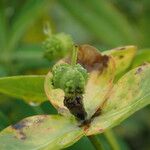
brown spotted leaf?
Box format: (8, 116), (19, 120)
(0, 115), (84, 150)
(77, 45), (116, 119)
(86, 63), (150, 135)
(83, 56), (115, 119)
(103, 45), (137, 76)
(77, 44), (105, 72)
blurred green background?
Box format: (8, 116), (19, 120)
(0, 0), (150, 149)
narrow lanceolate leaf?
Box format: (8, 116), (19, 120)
(8, 0), (49, 52)
(87, 64), (150, 135)
(0, 75), (47, 103)
(103, 45), (137, 76)
(59, 0), (126, 46)
(0, 4), (7, 49)
(0, 115), (84, 150)
(84, 0), (136, 43)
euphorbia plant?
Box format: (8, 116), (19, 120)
(0, 33), (150, 150)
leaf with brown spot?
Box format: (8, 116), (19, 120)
(103, 45), (137, 76)
(76, 45), (116, 119)
(86, 64), (150, 135)
(0, 115), (84, 150)
(83, 55), (115, 119)
(77, 44), (104, 72)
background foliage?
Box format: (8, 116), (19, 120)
(0, 0), (150, 149)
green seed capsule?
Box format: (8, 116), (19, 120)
(52, 64), (88, 96)
(52, 63), (88, 121)
(43, 33), (73, 61)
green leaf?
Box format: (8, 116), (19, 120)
(59, 0), (127, 46)
(0, 75), (47, 103)
(66, 137), (95, 150)
(87, 64), (150, 135)
(103, 45), (137, 76)
(7, 0), (49, 52)
(0, 115), (83, 150)
(82, 0), (136, 43)
(0, 46), (43, 63)
(0, 111), (9, 130)
(131, 48), (150, 68)
(0, 2), (7, 50)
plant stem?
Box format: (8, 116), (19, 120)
(88, 135), (105, 150)
(71, 46), (78, 66)
(104, 129), (120, 150)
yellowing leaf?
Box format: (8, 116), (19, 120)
(0, 115), (84, 150)
(103, 45), (137, 76)
(77, 45), (115, 119)
(87, 64), (150, 135)
(44, 71), (71, 117)
(84, 59), (115, 119)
